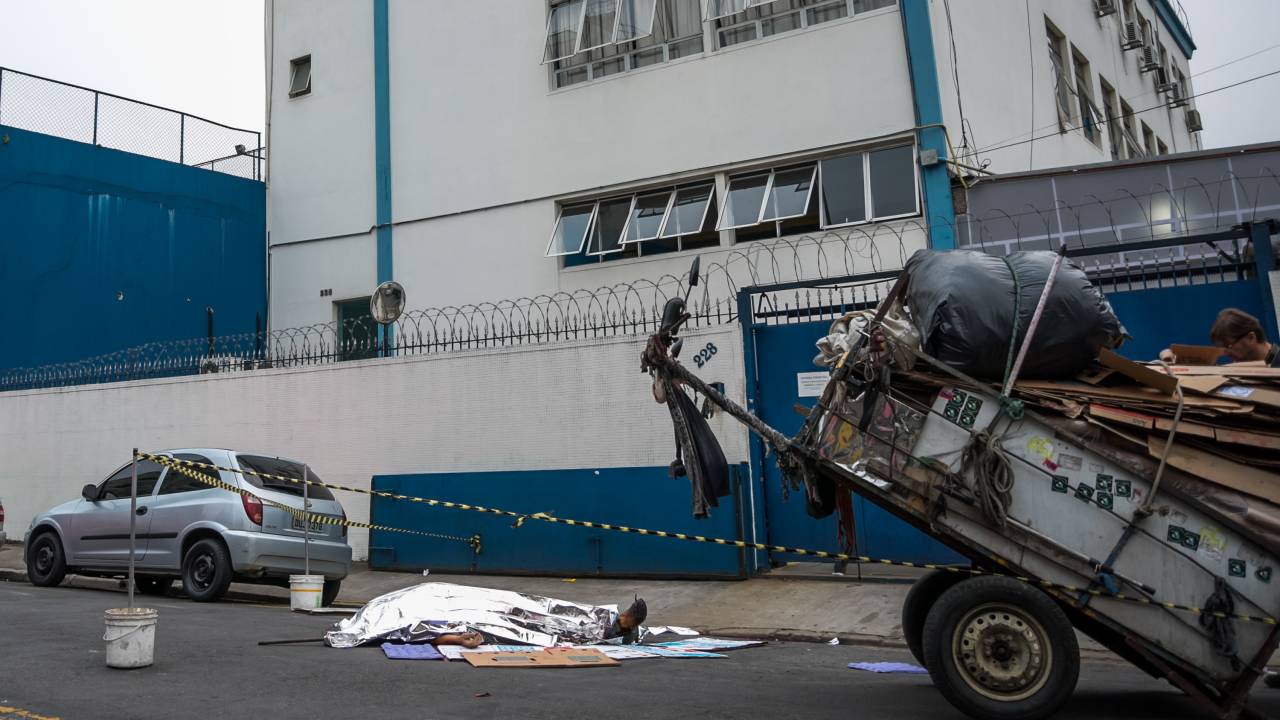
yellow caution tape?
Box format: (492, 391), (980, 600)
(138, 452), (1276, 626)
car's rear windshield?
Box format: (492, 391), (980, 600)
(236, 455), (335, 501)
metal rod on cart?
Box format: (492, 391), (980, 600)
(1001, 247), (1068, 397)
(128, 449), (137, 610)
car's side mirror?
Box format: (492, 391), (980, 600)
(81, 484), (98, 502)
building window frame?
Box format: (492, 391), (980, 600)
(712, 0), (897, 52)
(552, 139), (920, 268)
(1070, 46), (1102, 147)
(1045, 19), (1073, 130)
(549, 0), (703, 89)
(288, 55), (312, 98)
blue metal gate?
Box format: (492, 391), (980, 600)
(1067, 222), (1278, 359)
(739, 272), (965, 567)
(735, 221), (1278, 570)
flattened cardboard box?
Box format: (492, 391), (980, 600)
(464, 649), (619, 668)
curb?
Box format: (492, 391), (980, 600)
(0, 569), (913, 649)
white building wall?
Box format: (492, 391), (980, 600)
(935, 0), (1198, 174)
(264, 0), (1202, 330)
(0, 327), (747, 561)
(388, 3), (914, 219)
(266, 0), (376, 247)
(267, 0), (920, 327)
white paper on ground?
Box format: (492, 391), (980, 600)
(628, 646), (725, 658)
(438, 644), (542, 659)
(571, 645), (662, 660)
(655, 638), (765, 651)
(647, 625), (699, 636)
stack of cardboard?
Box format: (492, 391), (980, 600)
(1006, 348), (1280, 509)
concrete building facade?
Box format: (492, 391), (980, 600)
(264, 0), (1200, 331)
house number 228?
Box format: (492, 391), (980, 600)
(693, 342), (718, 368)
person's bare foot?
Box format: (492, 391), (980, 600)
(433, 632), (483, 648)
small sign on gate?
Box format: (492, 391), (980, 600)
(797, 372), (830, 398)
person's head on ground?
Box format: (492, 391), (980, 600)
(1210, 308), (1272, 362)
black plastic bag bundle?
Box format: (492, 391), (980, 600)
(904, 249), (1126, 380)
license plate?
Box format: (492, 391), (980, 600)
(291, 516), (326, 534)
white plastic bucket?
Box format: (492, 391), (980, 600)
(104, 607), (158, 669)
(289, 574), (325, 611)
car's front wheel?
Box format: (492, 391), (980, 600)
(182, 538), (232, 602)
(26, 532), (68, 587)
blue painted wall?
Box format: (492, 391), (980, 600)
(370, 466), (749, 578)
(0, 126), (266, 370)
(1107, 280), (1268, 361)
(748, 320), (965, 565)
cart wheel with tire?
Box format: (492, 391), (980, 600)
(921, 575), (1080, 720)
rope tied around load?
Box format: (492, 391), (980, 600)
(961, 429), (1016, 528)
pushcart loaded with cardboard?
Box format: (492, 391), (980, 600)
(643, 251), (1280, 720)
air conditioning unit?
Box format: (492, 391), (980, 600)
(1094, 0), (1118, 17)
(1140, 46), (1159, 71)
(1166, 84), (1189, 108)
(1121, 21), (1143, 50)
(1154, 67), (1174, 92)
(1185, 109), (1203, 133)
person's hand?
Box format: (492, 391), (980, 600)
(1158, 348), (1176, 363)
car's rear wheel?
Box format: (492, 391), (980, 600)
(182, 538), (232, 602)
(136, 576), (173, 596)
(322, 579), (341, 607)
(27, 532), (67, 587)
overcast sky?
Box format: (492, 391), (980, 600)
(0, 0), (1275, 150)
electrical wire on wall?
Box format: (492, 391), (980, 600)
(941, 0), (971, 164)
(1024, 0), (1035, 171)
(976, 67), (1280, 158)
(973, 34), (1280, 166)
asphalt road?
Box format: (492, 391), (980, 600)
(1, 582), (1277, 720)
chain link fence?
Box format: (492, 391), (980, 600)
(0, 66), (262, 180)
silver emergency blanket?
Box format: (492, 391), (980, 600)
(324, 582), (624, 649)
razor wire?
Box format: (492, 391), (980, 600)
(136, 451), (1280, 627)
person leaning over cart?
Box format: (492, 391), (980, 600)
(1160, 308), (1280, 367)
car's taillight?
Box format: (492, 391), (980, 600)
(241, 493), (263, 526)
(0, 502), (5, 525)
(340, 508), (347, 539)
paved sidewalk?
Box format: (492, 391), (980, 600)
(0, 542), (917, 645)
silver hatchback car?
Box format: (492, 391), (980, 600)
(24, 449), (352, 604)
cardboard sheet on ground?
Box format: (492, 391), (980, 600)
(464, 649), (618, 668)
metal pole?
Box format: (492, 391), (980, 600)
(92, 92), (99, 145)
(179, 113), (185, 164)
(128, 449), (138, 610)
(303, 464), (310, 576)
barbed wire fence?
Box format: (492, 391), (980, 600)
(1, 163), (1277, 392)
(0, 66), (262, 180)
